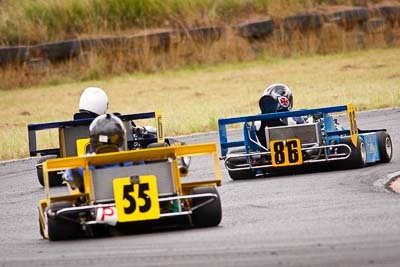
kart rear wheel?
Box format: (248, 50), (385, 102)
(338, 136), (367, 169)
(377, 131), (392, 163)
(191, 186), (222, 228)
(226, 148), (256, 180)
(47, 201), (81, 241)
(36, 155), (63, 187)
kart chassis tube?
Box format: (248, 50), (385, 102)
(219, 105), (349, 156)
(49, 192), (218, 225)
(28, 112), (158, 156)
(42, 143), (222, 201)
(224, 143), (351, 171)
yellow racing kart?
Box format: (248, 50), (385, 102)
(38, 142), (222, 241)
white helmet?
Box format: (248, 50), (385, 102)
(79, 87), (109, 116)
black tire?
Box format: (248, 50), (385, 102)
(377, 131), (392, 163)
(328, 7), (369, 30)
(0, 46), (30, 65)
(191, 186), (222, 228)
(129, 31), (173, 51)
(233, 19), (274, 39)
(283, 13), (323, 32)
(80, 36), (128, 50)
(36, 155), (64, 187)
(226, 148), (257, 180)
(88, 224), (111, 238)
(228, 168), (257, 180)
(378, 6), (400, 25)
(364, 18), (385, 33)
(337, 136), (367, 169)
(31, 39), (80, 61)
(182, 26), (224, 43)
(47, 201), (81, 241)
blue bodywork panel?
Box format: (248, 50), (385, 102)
(360, 132), (380, 163)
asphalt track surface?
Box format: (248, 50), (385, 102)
(0, 108), (399, 267)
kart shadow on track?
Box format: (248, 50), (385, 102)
(228, 161), (359, 182)
(62, 215), (199, 241)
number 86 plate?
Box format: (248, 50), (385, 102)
(270, 138), (303, 167)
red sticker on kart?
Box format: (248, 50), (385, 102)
(96, 207), (118, 226)
(270, 139), (303, 167)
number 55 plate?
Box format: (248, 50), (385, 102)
(113, 175), (160, 222)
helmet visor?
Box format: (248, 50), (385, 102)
(259, 95), (278, 114)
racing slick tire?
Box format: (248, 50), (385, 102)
(338, 136), (367, 169)
(47, 201), (81, 241)
(191, 186), (222, 228)
(377, 131), (392, 163)
(228, 168), (257, 180)
(226, 148), (257, 180)
(36, 155), (64, 187)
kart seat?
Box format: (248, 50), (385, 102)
(257, 95), (288, 146)
(73, 111), (95, 120)
(74, 111), (122, 120)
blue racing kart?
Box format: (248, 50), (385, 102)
(218, 104), (392, 180)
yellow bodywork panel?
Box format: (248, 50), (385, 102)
(347, 103), (358, 147)
(76, 138), (90, 156)
(155, 111), (165, 144)
(42, 143), (222, 202)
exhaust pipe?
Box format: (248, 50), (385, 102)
(179, 166), (189, 177)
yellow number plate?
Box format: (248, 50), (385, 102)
(270, 138), (303, 167)
(113, 175), (160, 222)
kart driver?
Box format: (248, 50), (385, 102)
(65, 113), (132, 191)
(255, 83), (305, 146)
(73, 87), (109, 120)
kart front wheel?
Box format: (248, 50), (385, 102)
(191, 186), (222, 228)
(228, 168), (256, 180)
(377, 131), (392, 163)
(226, 148), (257, 180)
(47, 201), (81, 241)
(36, 155), (63, 187)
